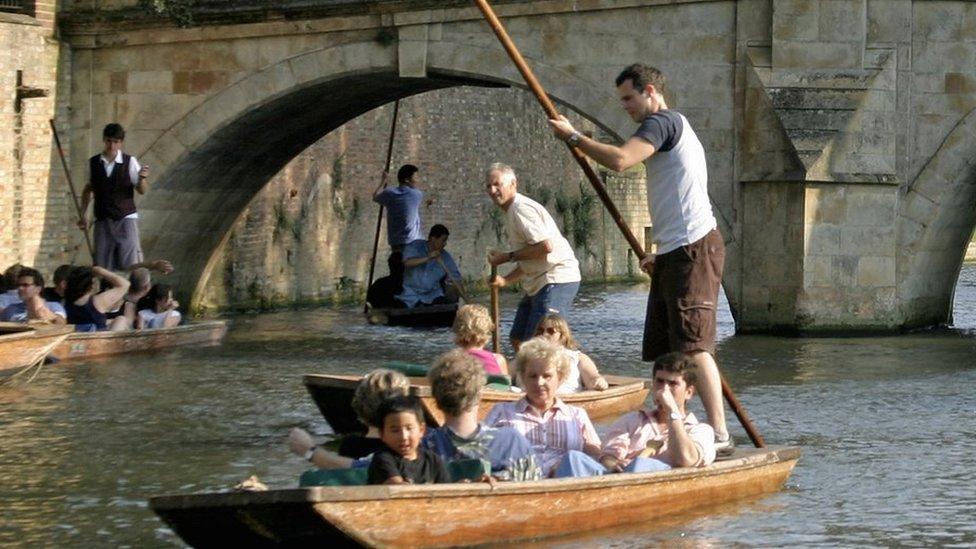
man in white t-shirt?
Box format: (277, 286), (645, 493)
(548, 64), (732, 456)
(485, 163), (581, 350)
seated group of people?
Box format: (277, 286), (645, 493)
(289, 306), (715, 485)
(0, 261), (182, 332)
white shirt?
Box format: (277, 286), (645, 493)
(505, 193), (581, 296)
(97, 150), (142, 220)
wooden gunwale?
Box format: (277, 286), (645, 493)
(48, 320), (228, 361)
(366, 303), (458, 327)
(150, 446), (800, 547)
(0, 323), (74, 375)
(303, 373), (651, 433)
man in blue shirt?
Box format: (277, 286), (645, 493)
(0, 266), (66, 324)
(396, 224), (462, 308)
(373, 164), (425, 253)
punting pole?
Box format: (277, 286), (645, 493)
(490, 265), (501, 354)
(364, 100), (401, 314)
(472, 0), (765, 448)
(49, 119), (95, 263)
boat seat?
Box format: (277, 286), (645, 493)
(386, 361), (429, 377)
(447, 458), (492, 482)
(299, 467), (368, 487)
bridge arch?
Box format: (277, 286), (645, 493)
(136, 39), (630, 309)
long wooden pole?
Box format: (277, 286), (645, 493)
(364, 100), (401, 313)
(490, 265), (501, 354)
(434, 256), (471, 303)
(49, 119), (95, 262)
(472, 0), (765, 448)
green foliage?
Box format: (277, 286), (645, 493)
(569, 184), (597, 250)
(139, 0), (194, 27)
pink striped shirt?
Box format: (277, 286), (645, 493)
(600, 407), (716, 467)
(485, 398), (600, 475)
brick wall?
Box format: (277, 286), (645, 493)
(197, 86), (650, 311)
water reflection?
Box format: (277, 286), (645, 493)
(0, 266), (975, 546)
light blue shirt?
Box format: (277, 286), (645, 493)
(0, 300), (67, 322)
(374, 185), (424, 248)
(396, 239), (461, 308)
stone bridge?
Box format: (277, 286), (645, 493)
(56, 0), (976, 333)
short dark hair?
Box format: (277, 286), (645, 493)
(397, 164), (419, 185)
(376, 395), (426, 429)
(103, 123), (125, 140)
(65, 266), (94, 303)
(652, 352), (698, 385)
(615, 64), (666, 96)
(149, 283), (173, 302)
(53, 264), (73, 285)
(17, 267), (43, 288)
(429, 224), (449, 238)
(2, 263), (24, 291)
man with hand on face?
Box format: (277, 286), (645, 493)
(0, 267), (67, 324)
(395, 224), (462, 309)
(548, 63), (732, 456)
(485, 163), (581, 351)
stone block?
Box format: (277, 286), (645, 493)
(803, 254), (833, 287)
(772, 0), (819, 42)
(126, 70), (173, 94)
(840, 225), (895, 255)
(804, 185), (847, 223)
(856, 256), (896, 287)
(773, 41), (863, 70)
(867, 0), (911, 44)
(913, 3), (967, 41)
(806, 223), (842, 254)
(818, 0), (867, 43)
(398, 24), (429, 78)
(912, 41), (976, 73)
(173, 71), (230, 95)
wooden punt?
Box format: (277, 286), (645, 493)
(150, 446), (801, 547)
(0, 323), (74, 377)
(48, 320), (228, 362)
(366, 303), (458, 328)
(304, 373), (651, 434)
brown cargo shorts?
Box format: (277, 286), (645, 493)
(642, 228), (725, 361)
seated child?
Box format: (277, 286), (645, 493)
(368, 395), (451, 485)
(533, 314), (608, 394)
(452, 304), (508, 376)
(137, 283), (181, 329)
(290, 368), (409, 468)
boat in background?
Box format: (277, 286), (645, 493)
(49, 320), (228, 362)
(150, 446), (800, 547)
(366, 303), (458, 328)
(303, 373), (651, 434)
(0, 323), (73, 378)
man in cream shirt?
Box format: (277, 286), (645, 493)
(486, 163), (581, 350)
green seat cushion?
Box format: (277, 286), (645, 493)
(447, 458), (492, 482)
(299, 467), (368, 487)
(485, 374), (512, 387)
(385, 361), (429, 377)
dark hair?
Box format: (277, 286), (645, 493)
(429, 224), (449, 238)
(652, 352), (698, 385)
(53, 264), (73, 285)
(397, 164), (419, 185)
(615, 64), (666, 96)
(102, 123), (125, 140)
(376, 395), (426, 429)
(149, 283), (173, 303)
(64, 266), (95, 303)
(2, 263), (24, 291)
(17, 267), (44, 288)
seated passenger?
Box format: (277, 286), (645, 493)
(452, 304), (509, 376)
(485, 338), (601, 477)
(395, 224), (461, 309)
(105, 260), (175, 329)
(367, 395), (451, 485)
(0, 263), (24, 313)
(533, 314), (607, 393)
(423, 349), (540, 481)
(0, 267), (66, 324)
(289, 369), (409, 469)
(64, 266), (130, 331)
(137, 283), (181, 329)
(366, 253), (406, 309)
(557, 352), (716, 478)
(40, 264), (73, 303)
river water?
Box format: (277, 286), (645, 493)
(2, 267), (975, 547)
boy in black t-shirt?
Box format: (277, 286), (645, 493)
(368, 395), (451, 485)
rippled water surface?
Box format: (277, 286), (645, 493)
(2, 266), (976, 547)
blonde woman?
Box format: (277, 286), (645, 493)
(533, 314), (608, 393)
(452, 304), (509, 376)
(289, 368), (409, 469)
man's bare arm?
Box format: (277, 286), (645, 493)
(549, 116), (656, 172)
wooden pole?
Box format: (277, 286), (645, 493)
(364, 100), (401, 313)
(434, 256), (471, 304)
(472, 0), (765, 448)
(49, 119), (95, 263)
(490, 265), (501, 354)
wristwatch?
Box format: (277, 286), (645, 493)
(668, 411), (684, 422)
(304, 445), (317, 462)
(507, 251), (515, 262)
(566, 130), (583, 147)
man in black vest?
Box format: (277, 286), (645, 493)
(79, 123), (150, 271)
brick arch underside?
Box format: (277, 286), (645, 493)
(898, 107), (976, 327)
(137, 40), (626, 309)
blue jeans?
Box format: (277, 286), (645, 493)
(509, 281), (580, 343)
(554, 450), (671, 478)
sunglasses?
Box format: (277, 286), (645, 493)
(540, 327), (560, 335)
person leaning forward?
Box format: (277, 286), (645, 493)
(485, 163), (581, 351)
(79, 123), (150, 272)
(548, 64), (732, 456)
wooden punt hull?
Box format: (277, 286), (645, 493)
(0, 323), (74, 376)
(150, 446), (801, 547)
(303, 373), (651, 435)
(366, 303), (458, 327)
(48, 320), (228, 362)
